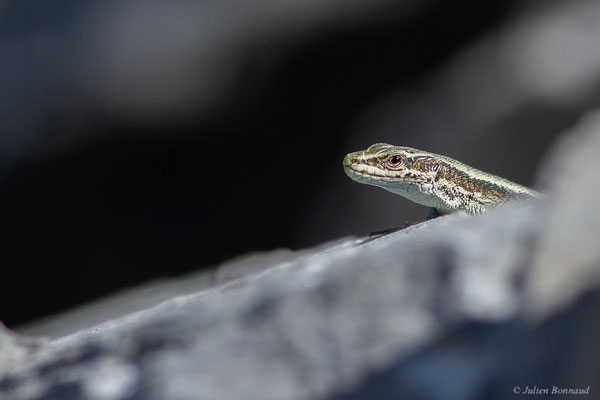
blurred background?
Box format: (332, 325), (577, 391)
(2, 0), (600, 328)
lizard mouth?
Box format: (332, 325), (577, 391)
(344, 166), (383, 181)
(343, 164), (401, 185)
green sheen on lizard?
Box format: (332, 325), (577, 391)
(343, 143), (540, 214)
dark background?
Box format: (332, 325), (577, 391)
(1, 0), (597, 327)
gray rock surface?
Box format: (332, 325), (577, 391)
(2, 110), (600, 399)
(527, 112), (600, 319)
(0, 324), (47, 377)
(16, 248), (322, 339)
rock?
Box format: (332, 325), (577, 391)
(3, 110), (600, 398)
(0, 324), (48, 377)
(526, 111), (600, 319)
(0, 203), (537, 400)
(17, 247), (323, 339)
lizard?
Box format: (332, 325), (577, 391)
(343, 143), (540, 216)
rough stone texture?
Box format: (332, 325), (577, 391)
(2, 110), (600, 398)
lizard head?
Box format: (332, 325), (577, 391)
(343, 143), (438, 191)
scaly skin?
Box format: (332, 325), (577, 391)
(343, 143), (540, 214)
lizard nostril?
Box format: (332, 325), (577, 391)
(343, 154), (353, 167)
(343, 153), (361, 167)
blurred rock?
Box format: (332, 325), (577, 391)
(0, 203), (533, 400)
(0, 324), (47, 376)
(17, 246), (346, 339)
(3, 109), (600, 399)
(526, 111), (600, 319)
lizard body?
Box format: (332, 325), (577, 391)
(343, 143), (540, 214)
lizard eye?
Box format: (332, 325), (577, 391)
(389, 155), (403, 166)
